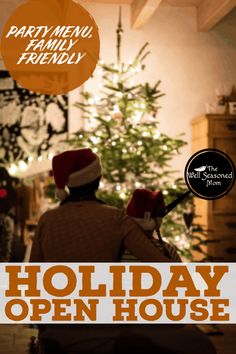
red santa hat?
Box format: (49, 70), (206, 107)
(126, 189), (165, 230)
(52, 148), (102, 200)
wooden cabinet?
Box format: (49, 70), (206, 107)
(192, 114), (236, 261)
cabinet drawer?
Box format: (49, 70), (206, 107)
(212, 189), (236, 215)
(207, 239), (236, 261)
(208, 215), (236, 239)
(213, 119), (236, 136)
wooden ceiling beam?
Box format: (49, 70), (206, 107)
(197, 0), (236, 31)
(131, 0), (163, 29)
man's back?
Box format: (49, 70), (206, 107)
(30, 200), (167, 262)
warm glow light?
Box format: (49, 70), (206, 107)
(19, 160), (28, 171)
(154, 130), (160, 139)
(94, 95), (101, 103)
(133, 110), (143, 124)
(89, 118), (97, 128)
(113, 74), (119, 83)
(120, 192), (126, 199)
(48, 152), (54, 160)
(90, 136), (100, 145)
(9, 164), (18, 175)
(113, 105), (120, 114)
(142, 131), (149, 137)
(88, 98), (95, 105)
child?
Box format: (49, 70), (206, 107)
(123, 188), (181, 262)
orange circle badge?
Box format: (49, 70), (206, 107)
(0, 0), (100, 95)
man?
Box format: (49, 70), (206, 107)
(30, 148), (168, 263)
(30, 148), (169, 354)
(30, 148), (215, 354)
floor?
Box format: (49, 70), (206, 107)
(0, 324), (235, 354)
(210, 325), (236, 354)
(0, 325), (38, 354)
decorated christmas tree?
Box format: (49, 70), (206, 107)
(69, 11), (207, 260)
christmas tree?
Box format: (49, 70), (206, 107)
(69, 10), (207, 261)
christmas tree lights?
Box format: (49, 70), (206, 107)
(69, 9), (208, 261)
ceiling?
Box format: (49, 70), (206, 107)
(1, 0), (235, 31)
(82, 0), (203, 5)
(81, 0), (235, 30)
(164, 0), (202, 6)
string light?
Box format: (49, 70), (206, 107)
(113, 105), (120, 114)
(90, 107), (97, 116)
(19, 160), (28, 171)
(90, 136), (100, 145)
(38, 156), (43, 162)
(113, 74), (119, 83)
(94, 95), (101, 103)
(142, 131), (149, 137)
(153, 130), (160, 139)
(137, 141), (142, 146)
(163, 145), (168, 151)
(88, 98), (94, 105)
(48, 152), (54, 160)
(120, 192), (126, 199)
(129, 146), (136, 153)
(89, 118), (97, 128)
(133, 110), (143, 123)
(9, 164), (17, 175)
